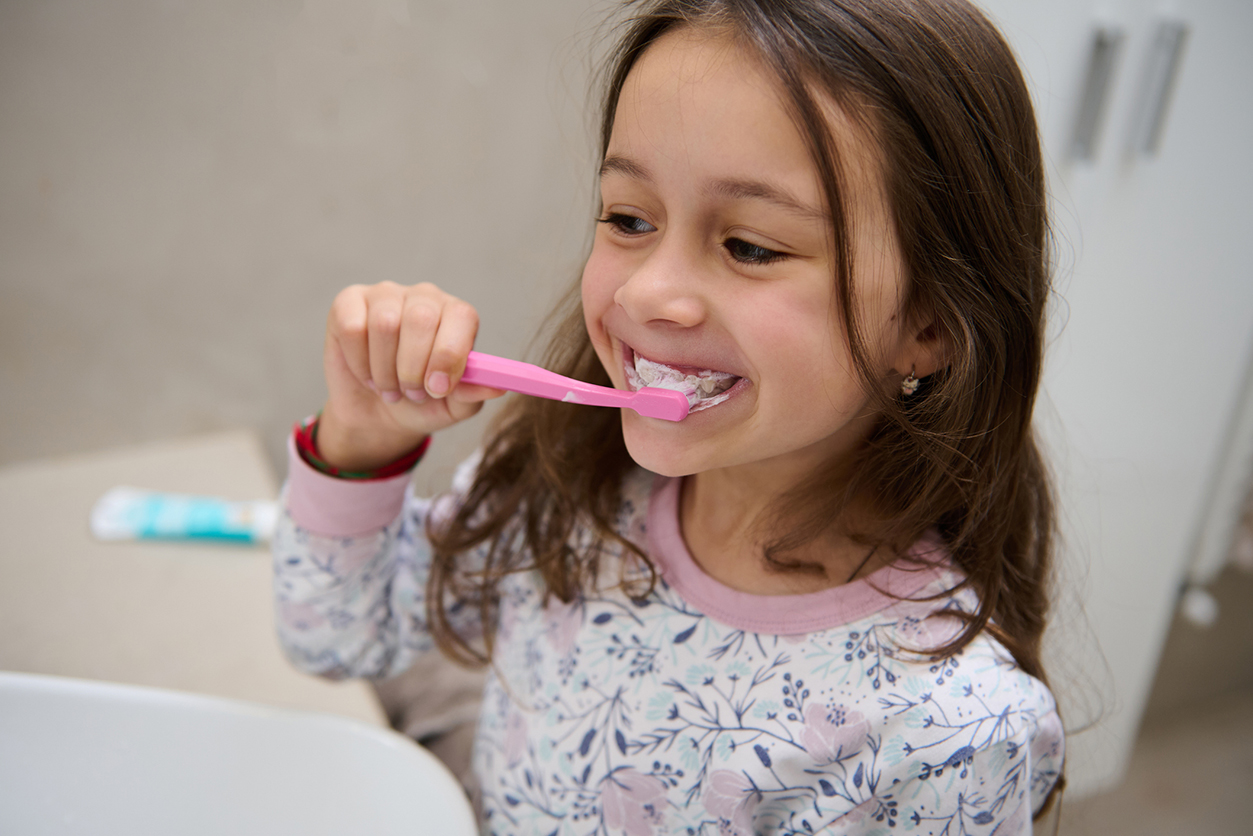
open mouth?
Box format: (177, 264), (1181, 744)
(624, 350), (741, 413)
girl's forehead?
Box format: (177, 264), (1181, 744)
(610, 27), (891, 226)
(633, 27), (771, 92)
(618, 28), (783, 134)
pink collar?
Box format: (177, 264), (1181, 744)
(645, 475), (951, 634)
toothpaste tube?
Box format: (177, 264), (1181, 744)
(90, 487), (278, 544)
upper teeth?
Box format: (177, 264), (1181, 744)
(629, 354), (738, 408)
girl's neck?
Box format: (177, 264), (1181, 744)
(678, 467), (887, 595)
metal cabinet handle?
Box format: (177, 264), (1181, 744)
(1133, 19), (1190, 156)
(1071, 26), (1125, 161)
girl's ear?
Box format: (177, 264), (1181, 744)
(892, 316), (949, 380)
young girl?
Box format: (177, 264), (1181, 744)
(274, 0), (1064, 833)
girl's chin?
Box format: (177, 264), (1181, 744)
(617, 379), (751, 475)
(623, 441), (694, 478)
(620, 414), (709, 478)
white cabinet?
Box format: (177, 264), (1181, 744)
(980, 0), (1253, 796)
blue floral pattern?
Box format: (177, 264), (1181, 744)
(274, 468), (1063, 835)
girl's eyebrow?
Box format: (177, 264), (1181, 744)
(600, 154), (651, 182)
(705, 178), (828, 221)
(600, 153), (826, 221)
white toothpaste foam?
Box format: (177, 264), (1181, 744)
(626, 355), (738, 412)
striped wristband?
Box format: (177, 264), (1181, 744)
(292, 415), (430, 480)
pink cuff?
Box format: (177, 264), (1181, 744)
(285, 434), (412, 537)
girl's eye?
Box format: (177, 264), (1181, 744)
(725, 237), (787, 265)
(597, 212), (656, 236)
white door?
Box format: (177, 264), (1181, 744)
(980, 0), (1253, 796)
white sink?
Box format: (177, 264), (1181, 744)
(0, 671), (477, 835)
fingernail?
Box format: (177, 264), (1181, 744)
(402, 388), (427, 403)
(381, 389), (403, 403)
(427, 371), (449, 397)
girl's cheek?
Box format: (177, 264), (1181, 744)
(582, 252), (625, 321)
(580, 260), (617, 354)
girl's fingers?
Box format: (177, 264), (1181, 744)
(395, 292), (441, 402)
(330, 281), (492, 414)
(449, 381), (506, 405)
(424, 298), (480, 398)
(443, 381), (508, 423)
(321, 281), (498, 462)
(443, 396), (487, 425)
(365, 284), (405, 400)
(327, 286), (373, 388)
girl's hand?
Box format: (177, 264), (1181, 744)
(316, 282), (503, 471)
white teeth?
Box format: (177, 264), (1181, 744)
(627, 354), (738, 410)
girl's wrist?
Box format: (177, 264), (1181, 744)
(305, 408), (429, 477)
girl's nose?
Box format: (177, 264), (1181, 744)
(613, 240), (706, 328)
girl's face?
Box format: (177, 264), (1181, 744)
(583, 28), (922, 486)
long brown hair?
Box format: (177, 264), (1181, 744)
(429, 0), (1055, 712)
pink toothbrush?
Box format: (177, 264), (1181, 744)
(460, 351), (690, 422)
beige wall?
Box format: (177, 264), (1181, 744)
(0, 0), (606, 493)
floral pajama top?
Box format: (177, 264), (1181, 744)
(274, 441), (1063, 835)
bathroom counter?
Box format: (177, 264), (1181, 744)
(0, 430), (385, 725)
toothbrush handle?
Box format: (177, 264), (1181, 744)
(462, 351), (689, 421)
(461, 351), (635, 408)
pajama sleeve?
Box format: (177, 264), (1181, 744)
(818, 699), (1064, 835)
(860, 708), (1062, 834)
(271, 435), (483, 680)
